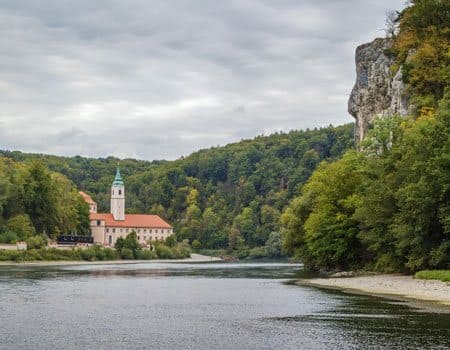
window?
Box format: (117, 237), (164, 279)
(106, 229), (109, 233)
(97, 220), (101, 226)
(149, 237), (152, 240)
(138, 229), (140, 233)
(119, 189), (122, 195)
(144, 229), (146, 233)
(108, 236), (112, 245)
(120, 228), (123, 233)
(155, 229), (158, 233)
(112, 228), (115, 233)
(150, 229), (152, 233)
(126, 228), (129, 233)
(138, 236), (140, 241)
(144, 236), (146, 241)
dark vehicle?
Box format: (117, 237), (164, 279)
(57, 236), (94, 245)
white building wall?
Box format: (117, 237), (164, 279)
(91, 220), (106, 244)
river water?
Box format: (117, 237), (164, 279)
(0, 262), (448, 349)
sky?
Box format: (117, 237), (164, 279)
(0, 0), (405, 160)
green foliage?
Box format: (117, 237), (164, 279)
(154, 244), (173, 259)
(283, 89), (450, 272)
(137, 249), (157, 260)
(0, 245), (119, 262)
(415, 270), (450, 282)
(265, 231), (284, 258)
(0, 124), (354, 252)
(115, 231), (141, 259)
(165, 234), (177, 247)
(0, 158), (90, 242)
(5, 214), (35, 241)
(26, 235), (47, 250)
(248, 246), (268, 259)
(391, 0), (450, 111)
(0, 231), (19, 244)
(119, 248), (134, 260)
(191, 239), (201, 251)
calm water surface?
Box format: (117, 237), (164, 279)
(0, 262), (449, 349)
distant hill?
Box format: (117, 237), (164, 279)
(1, 123), (354, 251)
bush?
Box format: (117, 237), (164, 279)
(80, 247), (96, 261)
(248, 246), (268, 259)
(265, 232), (284, 258)
(171, 241), (192, 259)
(26, 235), (47, 250)
(115, 232), (141, 258)
(191, 239), (201, 252)
(120, 247), (134, 260)
(0, 250), (25, 261)
(103, 247), (118, 260)
(155, 244), (173, 259)
(138, 249), (157, 260)
(165, 235), (177, 247)
(0, 230), (19, 244)
(5, 214), (35, 240)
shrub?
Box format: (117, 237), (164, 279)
(248, 246), (268, 259)
(26, 235), (48, 250)
(138, 249), (157, 260)
(191, 239), (201, 252)
(165, 235), (177, 247)
(120, 247), (134, 260)
(0, 230), (19, 244)
(265, 232), (284, 258)
(103, 247), (118, 260)
(155, 244), (173, 259)
(5, 214), (35, 240)
(115, 232), (141, 258)
(0, 250), (25, 261)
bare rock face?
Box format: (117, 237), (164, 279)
(348, 38), (409, 143)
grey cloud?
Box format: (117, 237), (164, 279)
(0, 0), (405, 160)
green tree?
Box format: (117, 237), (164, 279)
(5, 214), (35, 241)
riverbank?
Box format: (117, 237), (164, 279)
(0, 253), (222, 267)
(298, 274), (450, 307)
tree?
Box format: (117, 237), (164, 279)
(5, 214), (35, 241)
(115, 231), (141, 259)
(265, 231), (283, 258)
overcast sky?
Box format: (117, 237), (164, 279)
(0, 0), (405, 160)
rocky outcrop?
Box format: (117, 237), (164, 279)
(348, 38), (410, 143)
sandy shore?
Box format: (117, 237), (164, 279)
(0, 253), (222, 267)
(299, 274), (450, 307)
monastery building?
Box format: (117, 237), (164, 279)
(81, 168), (173, 246)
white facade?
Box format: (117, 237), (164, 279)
(87, 167), (173, 246)
(110, 168), (125, 221)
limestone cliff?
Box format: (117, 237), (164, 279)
(348, 38), (409, 143)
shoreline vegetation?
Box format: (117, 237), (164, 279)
(0, 253), (222, 266)
(298, 274), (450, 308)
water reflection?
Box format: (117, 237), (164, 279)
(0, 262), (448, 350)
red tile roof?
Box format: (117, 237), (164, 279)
(79, 191), (97, 205)
(90, 213), (172, 229)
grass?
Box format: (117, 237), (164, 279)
(414, 270), (450, 282)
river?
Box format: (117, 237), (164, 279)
(0, 262), (448, 349)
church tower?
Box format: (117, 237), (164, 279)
(110, 168), (125, 221)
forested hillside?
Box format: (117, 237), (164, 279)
(1, 124), (354, 254)
(283, 0), (450, 272)
(0, 159), (90, 242)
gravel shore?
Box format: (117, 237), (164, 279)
(299, 274), (450, 306)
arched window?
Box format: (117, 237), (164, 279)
(119, 189), (122, 195)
